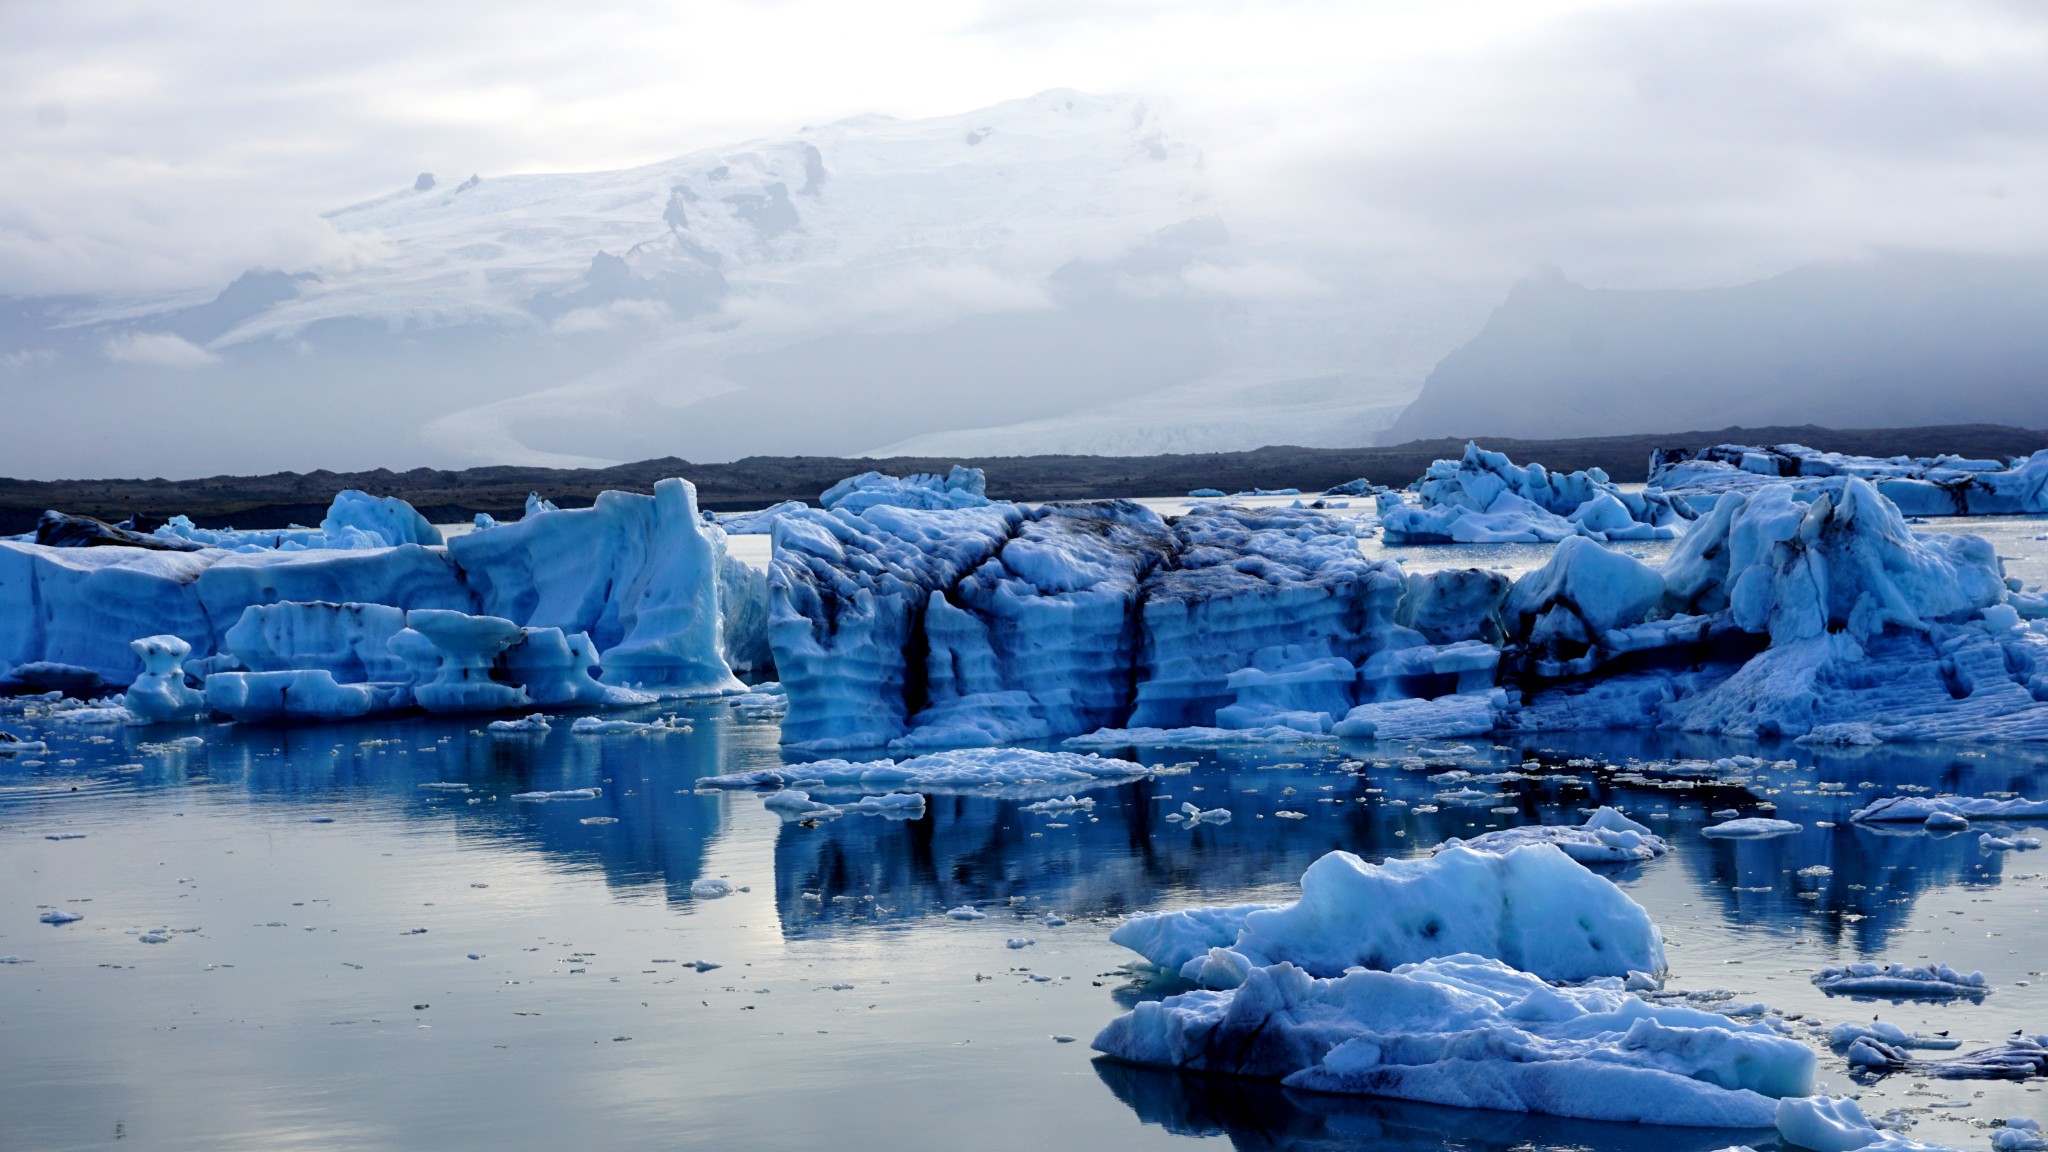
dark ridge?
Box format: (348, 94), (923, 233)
(3, 423), (2042, 535)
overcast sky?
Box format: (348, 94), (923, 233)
(6, 0), (2046, 300)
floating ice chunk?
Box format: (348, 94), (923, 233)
(839, 792), (925, 818)
(486, 714), (551, 734)
(0, 733), (49, 756)
(1776, 1096), (1889, 1152)
(1994, 1120), (2045, 1152)
(122, 635), (206, 723)
(0, 955), (29, 963)
(761, 790), (840, 820)
(730, 683), (789, 720)
(570, 715), (687, 735)
(1826, 1020), (1961, 1051)
(1441, 807), (1669, 865)
(688, 960), (721, 972)
(44, 833), (86, 841)
(1980, 832), (2041, 851)
(1021, 796), (1095, 814)
(1795, 722), (1883, 746)
(402, 610), (531, 714)
(206, 670), (408, 722)
(1702, 818), (1802, 839)
(1652, 443), (2048, 518)
(701, 748), (1149, 793)
(1852, 795), (2048, 822)
(1112, 845), (1663, 983)
(1178, 802), (1231, 826)
(1065, 725), (1328, 748)
(39, 909), (84, 924)
(138, 932), (169, 944)
(1333, 691), (1506, 740)
(1188, 488), (1226, 498)
(1921, 810), (1969, 831)
(819, 466), (990, 513)
(509, 788), (601, 802)
(418, 782), (472, 792)
(689, 878), (735, 899)
(1005, 937), (1035, 949)
(946, 906), (988, 921)
(1811, 962), (1987, 1001)
(1094, 954), (1811, 1127)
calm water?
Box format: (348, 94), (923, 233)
(5, 706), (2046, 1151)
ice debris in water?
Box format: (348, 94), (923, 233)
(1111, 844), (1665, 985)
(1437, 806), (1668, 865)
(1852, 795), (2048, 823)
(1701, 817), (1802, 839)
(1005, 938), (1035, 949)
(761, 790), (842, 820)
(1021, 795), (1095, 814)
(1094, 953), (1812, 1127)
(39, 909), (84, 925)
(486, 713), (551, 733)
(1827, 1019), (1961, 1051)
(1993, 1119), (2045, 1152)
(418, 782), (472, 792)
(700, 748), (1150, 793)
(689, 878), (734, 899)
(510, 788), (601, 802)
(44, 832), (87, 841)
(946, 906), (988, 921)
(1980, 831), (2042, 851)
(570, 715), (687, 735)
(1811, 962), (1988, 1001)
(1169, 802), (1231, 826)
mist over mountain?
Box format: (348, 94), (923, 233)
(1387, 253), (2048, 443)
(0, 91), (1478, 480)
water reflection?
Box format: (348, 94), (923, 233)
(1094, 1060), (1775, 1152)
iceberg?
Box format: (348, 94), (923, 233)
(1440, 807), (1669, 865)
(1810, 962), (1987, 1002)
(1701, 818), (1802, 839)
(700, 747), (1152, 794)
(1381, 444), (1684, 545)
(817, 466), (991, 513)
(1109, 845), (1664, 985)
(1093, 954), (1811, 1127)
(1650, 443), (2048, 517)
(122, 635), (206, 723)
(1851, 795), (2048, 822)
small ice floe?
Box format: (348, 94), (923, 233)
(947, 906), (988, 921)
(1169, 802), (1231, 827)
(839, 792), (925, 818)
(1021, 796), (1095, 814)
(1922, 811), (1969, 832)
(1710, 809), (1740, 819)
(1041, 914), (1067, 927)
(137, 932), (169, 944)
(730, 684), (789, 721)
(578, 816), (617, 825)
(688, 960), (721, 972)
(1841, 1028), (2047, 1080)
(1701, 817), (1802, 839)
(1852, 795), (2048, 823)
(418, 782), (472, 792)
(1775, 1096), (1943, 1152)
(1980, 831), (2042, 852)
(39, 909), (84, 925)
(1005, 937), (1035, 949)
(467, 953), (483, 960)
(1051, 1034), (1077, 1043)
(1812, 962), (1988, 1002)
(43, 833), (86, 841)
(570, 715), (688, 736)
(689, 878), (734, 899)
(0, 955), (29, 963)
(761, 790), (841, 820)
(486, 714), (552, 734)
(1993, 1119), (2045, 1152)
(305, 816), (335, 823)
(0, 732), (49, 757)
(1439, 806), (1668, 865)
(510, 788), (601, 802)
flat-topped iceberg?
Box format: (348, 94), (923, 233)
(697, 747), (1153, 794)
(1093, 953), (1812, 1127)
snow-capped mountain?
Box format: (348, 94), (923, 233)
(0, 90), (1461, 480)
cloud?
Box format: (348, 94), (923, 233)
(2, 0), (2044, 299)
(102, 332), (219, 367)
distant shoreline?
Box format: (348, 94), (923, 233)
(5, 422), (2042, 535)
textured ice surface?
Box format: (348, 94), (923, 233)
(700, 747), (1150, 794)
(1109, 845), (1664, 984)
(1382, 444), (1683, 545)
(818, 466), (991, 513)
(1652, 443), (2048, 518)
(1852, 795), (2048, 822)
(1811, 962), (1988, 1001)
(1701, 818), (1803, 839)
(122, 635), (205, 723)
(1093, 954), (1810, 1127)
(1440, 806), (1669, 865)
